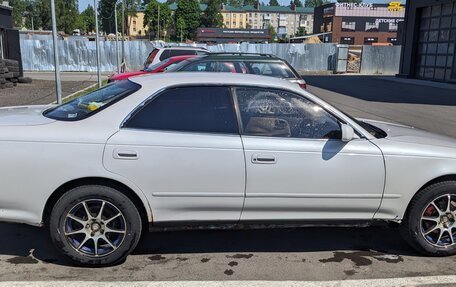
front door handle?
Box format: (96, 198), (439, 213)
(252, 154), (276, 164)
(113, 149), (139, 160)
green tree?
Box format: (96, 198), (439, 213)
(202, 0), (223, 28)
(98, 0), (117, 34)
(175, 0), (201, 40)
(144, 0), (172, 39)
(56, 0), (78, 34)
(227, 0), (242, 7)
(295, 26), (306, 36)
(269, 0), (279, 6)
(267, 24), (276, 41)
(292, 0), (303, 7)
(243, 0), (256, 5)
(305, 0), (329, 7)
(9, 0), (27, 28)
(75, 5), (96, 33)
(175, 16), (186, 42)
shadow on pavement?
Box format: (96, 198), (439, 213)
(304, 75), (456, 106)
(0, 222), (420, 267)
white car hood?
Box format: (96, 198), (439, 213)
(364, 119), (456, 149)
(0, 105), (56, 126)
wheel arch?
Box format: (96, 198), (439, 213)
(404, 174), (456, 217)
(42, 177), (152, 229)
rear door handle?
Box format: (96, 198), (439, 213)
(252, 154), (276, 164)
(113, 149), (139, 160)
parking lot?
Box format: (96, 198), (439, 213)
(0, 74), (455, 283)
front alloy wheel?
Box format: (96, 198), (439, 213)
(420, 194), (455, 247)
(401, 181), (456, 256)
(50, 185), (142, 266)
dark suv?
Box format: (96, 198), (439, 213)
(167, 53), (307, 89)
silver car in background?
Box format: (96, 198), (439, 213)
(0, 73), (455, 266)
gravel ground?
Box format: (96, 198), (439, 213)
(0, 80), (96, 107)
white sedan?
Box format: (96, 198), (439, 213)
(0, 73), (455, 266)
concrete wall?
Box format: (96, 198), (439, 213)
(360, 45), (402, 75)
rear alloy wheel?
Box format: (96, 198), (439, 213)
(49, 185), (142, 266)
(401, 181), (456, 256)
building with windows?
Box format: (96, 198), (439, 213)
(313, 2), (405, 45)
(398, 0), (456, 83)
(245, 5), (313, 37)
(130, 3), (312, 39)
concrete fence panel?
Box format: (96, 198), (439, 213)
(360, 45), (402, 75)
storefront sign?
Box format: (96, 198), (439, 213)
(375, 18), (402, 24)
(335, 3), (373, 8)
(387, 2), (404, 12)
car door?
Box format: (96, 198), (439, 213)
(234, 87), (386, 221)
(103, 86), (246, 223)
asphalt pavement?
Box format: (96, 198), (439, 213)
(0, 74), (455, 284)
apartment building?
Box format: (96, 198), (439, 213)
(222, 4), (314, 38)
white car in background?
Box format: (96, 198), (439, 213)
(143, 46), (209, 68)
(0, 73), (455, 266)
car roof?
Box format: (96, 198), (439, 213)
(197, 53), (282, 61)
(130, 72), (298, 91)
(160, 46), (208, 51)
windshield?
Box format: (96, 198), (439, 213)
(44, 80), (141, 121)
(145, 58), (171, 72)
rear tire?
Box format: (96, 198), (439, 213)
(400, 181), (456, 256)
(49, 185), (142, 266)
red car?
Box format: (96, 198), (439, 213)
(108, 55), (196, 82)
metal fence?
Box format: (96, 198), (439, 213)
(20, 38), (338, 72)
(19, 37), (401, 75)
(360, 45), (402, 75)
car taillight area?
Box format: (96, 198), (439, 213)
(297, 79), (307, 89)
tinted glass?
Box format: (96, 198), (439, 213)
(181, 61), (217, 71)
(246, 62), (296, 78)
(145, 58), (171, 71)
(235, 87), (341, 139)
(45, 80), (140, 121)
(126, 86), (238, 134)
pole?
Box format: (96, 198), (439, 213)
(50, 0), (62, 104)
(31, 16), (34, 31)
(157, 5), (160, 41)
(94, 0), (102, 88)
(121, 0), (126, 72)
(114, 2), (120, 73)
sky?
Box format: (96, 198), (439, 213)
(78, 0), (403, 13)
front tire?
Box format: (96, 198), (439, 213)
(49, 185), (142, 266)
(400, 181), (456, 256)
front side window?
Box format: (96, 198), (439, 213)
(44, 80), (140, 121)
(125, 86), (238, 134)
(235, 87), (341, 139)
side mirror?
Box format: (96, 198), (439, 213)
(341, 124), (355, 142)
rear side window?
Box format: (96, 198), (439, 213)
(44, 80), (140, 121)
(125, 86), (238, 134)
(180, 61), (217, 71)
(246, 62), (296, 78)
(160, 49), (201, 61)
